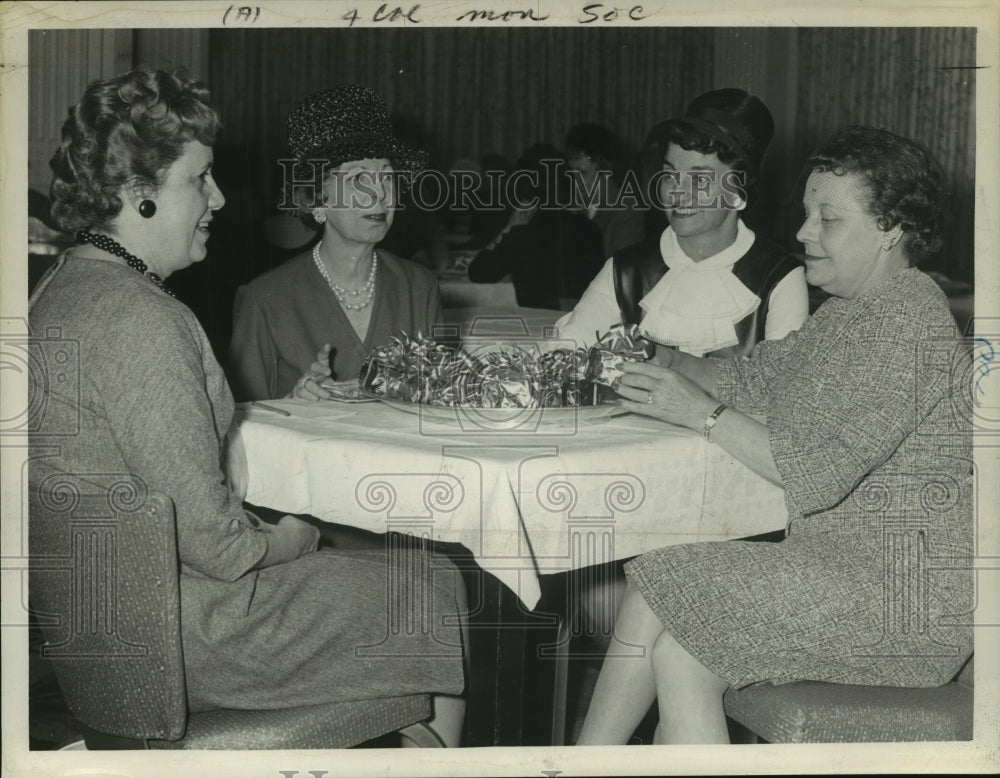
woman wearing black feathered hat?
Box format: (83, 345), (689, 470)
(228, 85), (444, 401)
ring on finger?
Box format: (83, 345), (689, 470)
(646, 390), (654, 405)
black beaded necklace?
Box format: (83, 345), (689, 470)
(76, 230), (175, 298)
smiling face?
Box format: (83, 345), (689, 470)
(320, 158), (396, 246)
(796, 169), (905, 299)
(144, 141), (225, 277)
(659, 143), (741, 258)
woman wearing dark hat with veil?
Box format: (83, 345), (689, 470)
(227, 85), (444, 401)
(554, 88), (809, 358)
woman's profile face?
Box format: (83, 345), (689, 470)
(320, 157), (396, 246)
(145, 140), (225, 277)
(659, 142), (741, 241)
(796, 169), (894, 299)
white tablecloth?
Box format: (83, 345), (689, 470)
(236, 400), (788, 609)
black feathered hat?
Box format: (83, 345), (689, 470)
(287, 85), (427, 174)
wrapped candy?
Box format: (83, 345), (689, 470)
(474, 349), (537, 408)
(360, 333), (457, 404)
(586, 323), (654, 391)
(538, 348), (594, 407)
(360, 333), (626, 409)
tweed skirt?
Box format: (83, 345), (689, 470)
(182, 546), (465, 712)
(624, 531), (972, 690)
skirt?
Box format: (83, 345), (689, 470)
(182, 545), (466, 711)
(625, 531), (972, 689)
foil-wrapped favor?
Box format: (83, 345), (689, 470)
(497, 379), (535, 408)
(473, 349), (539, 408)
(597, 323), (654, 359)
(587, 350), (626, 388)
(538, 381), (565, 408)
(359, 335), (622, 409)
(360, 333), (445, 402)
(538, 347), (586, 407)
(586, 323), (653, 388)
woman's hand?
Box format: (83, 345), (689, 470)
(508, 205), (538, 228)
(255, 515), (320, 568)
(290, 343), (333, 400)
(222, 423), (249, 501)
(619, 360), (783, 485)
(483, 207), (537, 252)
(615, 360), (718, 430)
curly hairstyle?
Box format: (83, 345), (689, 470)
(805, 126), (944, 263)
(658, 122), (743, 167)
(49, 69), (220, 232)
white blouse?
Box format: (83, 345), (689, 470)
(552, 221), (809, 356)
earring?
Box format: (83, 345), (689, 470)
(312, 210), (327, 225)
(882, 237), (896, 252)
(732, 195), (745, 211)
(138, 199), (157, 219)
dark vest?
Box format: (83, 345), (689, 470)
(613, 233), (801, 357)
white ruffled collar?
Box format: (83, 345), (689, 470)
(638, 222), (760, 355)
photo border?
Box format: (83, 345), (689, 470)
(2, 1), (998, 776)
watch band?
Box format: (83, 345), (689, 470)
(703, 403), (728, 441)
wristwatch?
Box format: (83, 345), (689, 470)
(703, 403), (728, 441)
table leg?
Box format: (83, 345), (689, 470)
(459, 561), (565, 747)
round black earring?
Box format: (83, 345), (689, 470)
(139, 199), (157, 219)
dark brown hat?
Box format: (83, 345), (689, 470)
(648, 88), (775, 171)
(287, 85), (427, 173)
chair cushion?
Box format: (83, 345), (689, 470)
(150, 695), (432, 750)
(30, 485), (188, 742)
(724, 680), (973, 743)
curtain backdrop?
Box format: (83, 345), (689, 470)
(209, 26), (713, 179)
(28, 27), (973, 355)
(28, 29), (133, 195)
(786, 27), (976, 281)
(206, 25), (974, 279)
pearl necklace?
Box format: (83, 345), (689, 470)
(312, 243), (378, 311)
(76, 230), (175, 298)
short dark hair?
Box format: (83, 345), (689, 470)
(564, 123), (626, 177)
(805, 126), (944, 263)
(49, 69), (220, 232)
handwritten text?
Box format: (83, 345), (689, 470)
(456, 8), (549, 22)
(342, 4), (422, 26)
(222, 5), (260, 25)
(578, 3), (648, 23)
